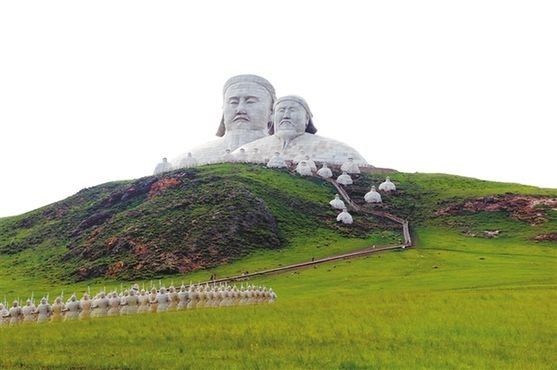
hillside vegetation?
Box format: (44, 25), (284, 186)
(0, 165), (555, 369)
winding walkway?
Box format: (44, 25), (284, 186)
(199, 177), (412, 285)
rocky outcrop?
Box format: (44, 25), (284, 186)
(533, 233), (557, 242)
(436, 195), (557, 225)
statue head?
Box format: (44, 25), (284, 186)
(217, 74), (276, 137)
(272, 95), (317, 140)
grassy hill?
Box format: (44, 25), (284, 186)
(0, 165), (555, 369)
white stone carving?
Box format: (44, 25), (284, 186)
(329, 194), (345, 210)
(233, 96), (368, 166)
(154, 157), (172, 175)
(304, 155), (317, 172)
(341, 157), (360, 174)
(364, 185), (382, 203)
(296, 160), (313, 176)
(336, 208), (353, 224)
(248, 148), (264, 164)
(178, 152), (198, 169)
(317, 163), (333, 179)
(235, 148), (248, 163)
(222, 149), (234, 163)
(336, 171), (353, 186)
(378, 176), (396, 192)
(173, 75), (276, 166)
(266, 152), (287, 169)
(293, 150), (307, 165)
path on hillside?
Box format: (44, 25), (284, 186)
(199, 176), (412, 285)
(327, 179), (412, 246)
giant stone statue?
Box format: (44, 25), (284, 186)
(173, 74), (276, 166)
(233, 95), (367, 165)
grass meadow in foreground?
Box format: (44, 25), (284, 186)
(0, 226), (555, 369)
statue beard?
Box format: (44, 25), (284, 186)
(275, 129), (302, 140)
(275, 129), (303, 150)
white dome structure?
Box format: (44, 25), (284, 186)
(336, 171), (353, 186)
(336, 208), (353, 224)
(222, 149), (235, 163)
(154, 157), (173, 175)
(317, 163), (333, 179)
(267, 152), (287, 169)
(304, 155), (317, 172)
(178, 153), (198, 169)
(340, 157), (360, 175)
(248, 148), (264, 164)
(364, 185), (382, 203)
(235, 148), (248, 163)
(378, 176), (396, 192)
(293, 150), (306, 164)
(296, 160), (313, 176)
(329, 194), (345, 210)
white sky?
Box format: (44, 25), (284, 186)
(1, 1), (556, 217)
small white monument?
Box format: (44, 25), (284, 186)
(329, 194), (345, 210)
(222, 149), (235, 163)
(178, 152), (198, 169)
(266, 152), (287, 169)
(341, 157), (360, 175)
(304, 155), (317, 172)
(248, 148), (264, 164)
(336, 208), (353, 224)
(154, 157), (173, 175)
(378, 176), (396, 192)
(364, 185), (382, 203)
(235, 148), (248, 163)
(296, 160), (313, 176)
(317, 163), (333, 179)
(336, 171), (353, 186)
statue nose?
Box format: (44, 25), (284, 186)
(236, 101), (247, 113)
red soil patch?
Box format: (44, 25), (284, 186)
(148, 177), (181, 198)
(534, 233), (557, 242)
(436, 195), (557, 225)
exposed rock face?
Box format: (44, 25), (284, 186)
(66, 174), (282, 280)
(436, 195), (557, 225)
(533, 233), (557, 242)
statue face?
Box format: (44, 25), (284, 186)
(273, 100), (308, 140)
(223, 82), (273, 133)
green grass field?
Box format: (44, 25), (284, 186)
(1, 226), (555, 369)
(0, 169), (555, 369)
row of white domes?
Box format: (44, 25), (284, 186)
(328, 179), (397, 225)
(153, 149), (366, 176)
